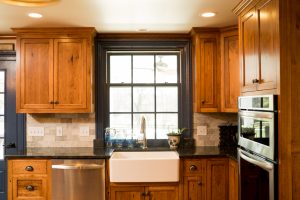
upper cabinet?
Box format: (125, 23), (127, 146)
(192, 27), (239, 113)
(237, 0), (279, 94)
(13, 28), (96, 113)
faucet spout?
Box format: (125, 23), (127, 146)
(140, 116), (147, 149)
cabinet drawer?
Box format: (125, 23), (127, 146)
(12, 160), (47, 174)
(183, 159), (205, 176)
(13, 177), (47, 199)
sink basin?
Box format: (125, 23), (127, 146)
(109, 151), (180, 182)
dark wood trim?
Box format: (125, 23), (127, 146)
(95, 37), (193, 145)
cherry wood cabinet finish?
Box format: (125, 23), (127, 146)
(14, 27), (95, 113)
(192, 29), (220, 112)
(7, 159), (51, 200)
(234, 0), (300, 198)
(220, 28), (240, 112)
(228, 159), (238, 200)
(237, 0), (279, 95)
(206, 158), (229, 200)
(110, 184), (178, 200)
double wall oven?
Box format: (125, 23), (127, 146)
(238, 95), (278, 200)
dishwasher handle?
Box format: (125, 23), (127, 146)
(52, 164), (104, 170)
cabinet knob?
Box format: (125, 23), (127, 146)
(189, 165), (197, 171)
(201, 100), (205, 104)
(252, 79), (259, 83)
(54, 101), (59, 104)
(25, 166), (34, 171)
(25, 185), (34, 191)
(198, 182), (202, 186)
(49, 101), (54, 104)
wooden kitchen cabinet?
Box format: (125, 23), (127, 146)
(192, 28), (220, 112)
(110, 184), (178, 200)
(220, 28), (240, 112)
(238, 0), (279, 94)
(13, 28), (96, 113)
(182, 158), (229, 200)
(7, 159), (51, 200)
(228, 159), (238, 200)
(192, 27), (240, 113)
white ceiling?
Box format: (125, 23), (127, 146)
(0, 0), (240, 34)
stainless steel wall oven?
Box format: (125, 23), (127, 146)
(238, 95), (277, 200)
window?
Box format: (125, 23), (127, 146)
(108, 53), (179, 139)
(0, 71), (4, 159)
(96, 38), (192, 142)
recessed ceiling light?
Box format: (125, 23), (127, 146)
(1, 0), (59, 7)
(201, 12), (216, 18)
(28, 13), (43, 18)
(137, 28), (148, 32)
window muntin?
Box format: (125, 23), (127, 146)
(108, 53), (179, 139)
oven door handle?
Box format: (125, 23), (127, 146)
(240, 150), (273, 171)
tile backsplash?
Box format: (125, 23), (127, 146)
(26, 114), (96, 147)
(193, 113), (238, 146)
(27, 112), (237, 148)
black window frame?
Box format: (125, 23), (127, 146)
(95, 37), (192, 146)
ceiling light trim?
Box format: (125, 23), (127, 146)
(1, 0), (59, 7)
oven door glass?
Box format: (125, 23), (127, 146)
(238, 111), (275, 160)
(238, 149), (275, 200)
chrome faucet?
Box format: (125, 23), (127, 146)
(139, 116), (147, 149)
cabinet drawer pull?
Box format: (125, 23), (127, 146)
(54, 101), (59, 104)
(189, 165), (197, 171)
(25, 185), (34, 191)
(25, 166), (34, 171)
(252, 79), (259, 83)
(49, 101), (54, 104)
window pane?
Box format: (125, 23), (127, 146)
(110, 87), (131, 112)
(133, 114), (155, 139)
(110, 55), (131, 83)
(110, 114), (131, 130)
(0, 116), (4, 137)
(133, 55), (154, 83)
(0, 94), (4, 115)
(133, 87), (154, 112)
(156, 114), (178, 139)
(156, 87), (178, 112)
(156, 55), (177, 83)
(0, 71), (4, 92)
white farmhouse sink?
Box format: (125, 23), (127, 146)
(109, 151), (180, 182)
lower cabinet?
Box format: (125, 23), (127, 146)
(182, 158), (229, 200)
(7, 159), (51, 200)
(110, 184), (179, 200)
(228, 159), (238, 200)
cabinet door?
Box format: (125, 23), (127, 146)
(146, 185), (178, 200)
(206, 158), (228, 200)
(53, 38), (89, 111)
(229, 159), (238, 200)
(17, 39), (54, 112)
(221, 30), (239, 112)
(256, 0), (279, 91)
(183, 176), (205, 200)
(240, 7), (259, 93)
(194, 34), (219, 112)
(110, 186), (144, 200)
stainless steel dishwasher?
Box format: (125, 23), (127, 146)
(51, 159), (105, 200)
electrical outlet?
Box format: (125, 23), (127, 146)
(197, 126), (207, 136)
(28, 127), (44, 136)
(79, 126), (89, 137)
(56, 127), (63, 136)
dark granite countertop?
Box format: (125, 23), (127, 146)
(5, 146), (237, 160)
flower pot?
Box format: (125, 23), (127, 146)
(167, 135), (181, 149)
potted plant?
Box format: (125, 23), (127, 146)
(167, 128), (187, 149)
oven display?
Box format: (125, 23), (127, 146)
(240, 117), (271, 146)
